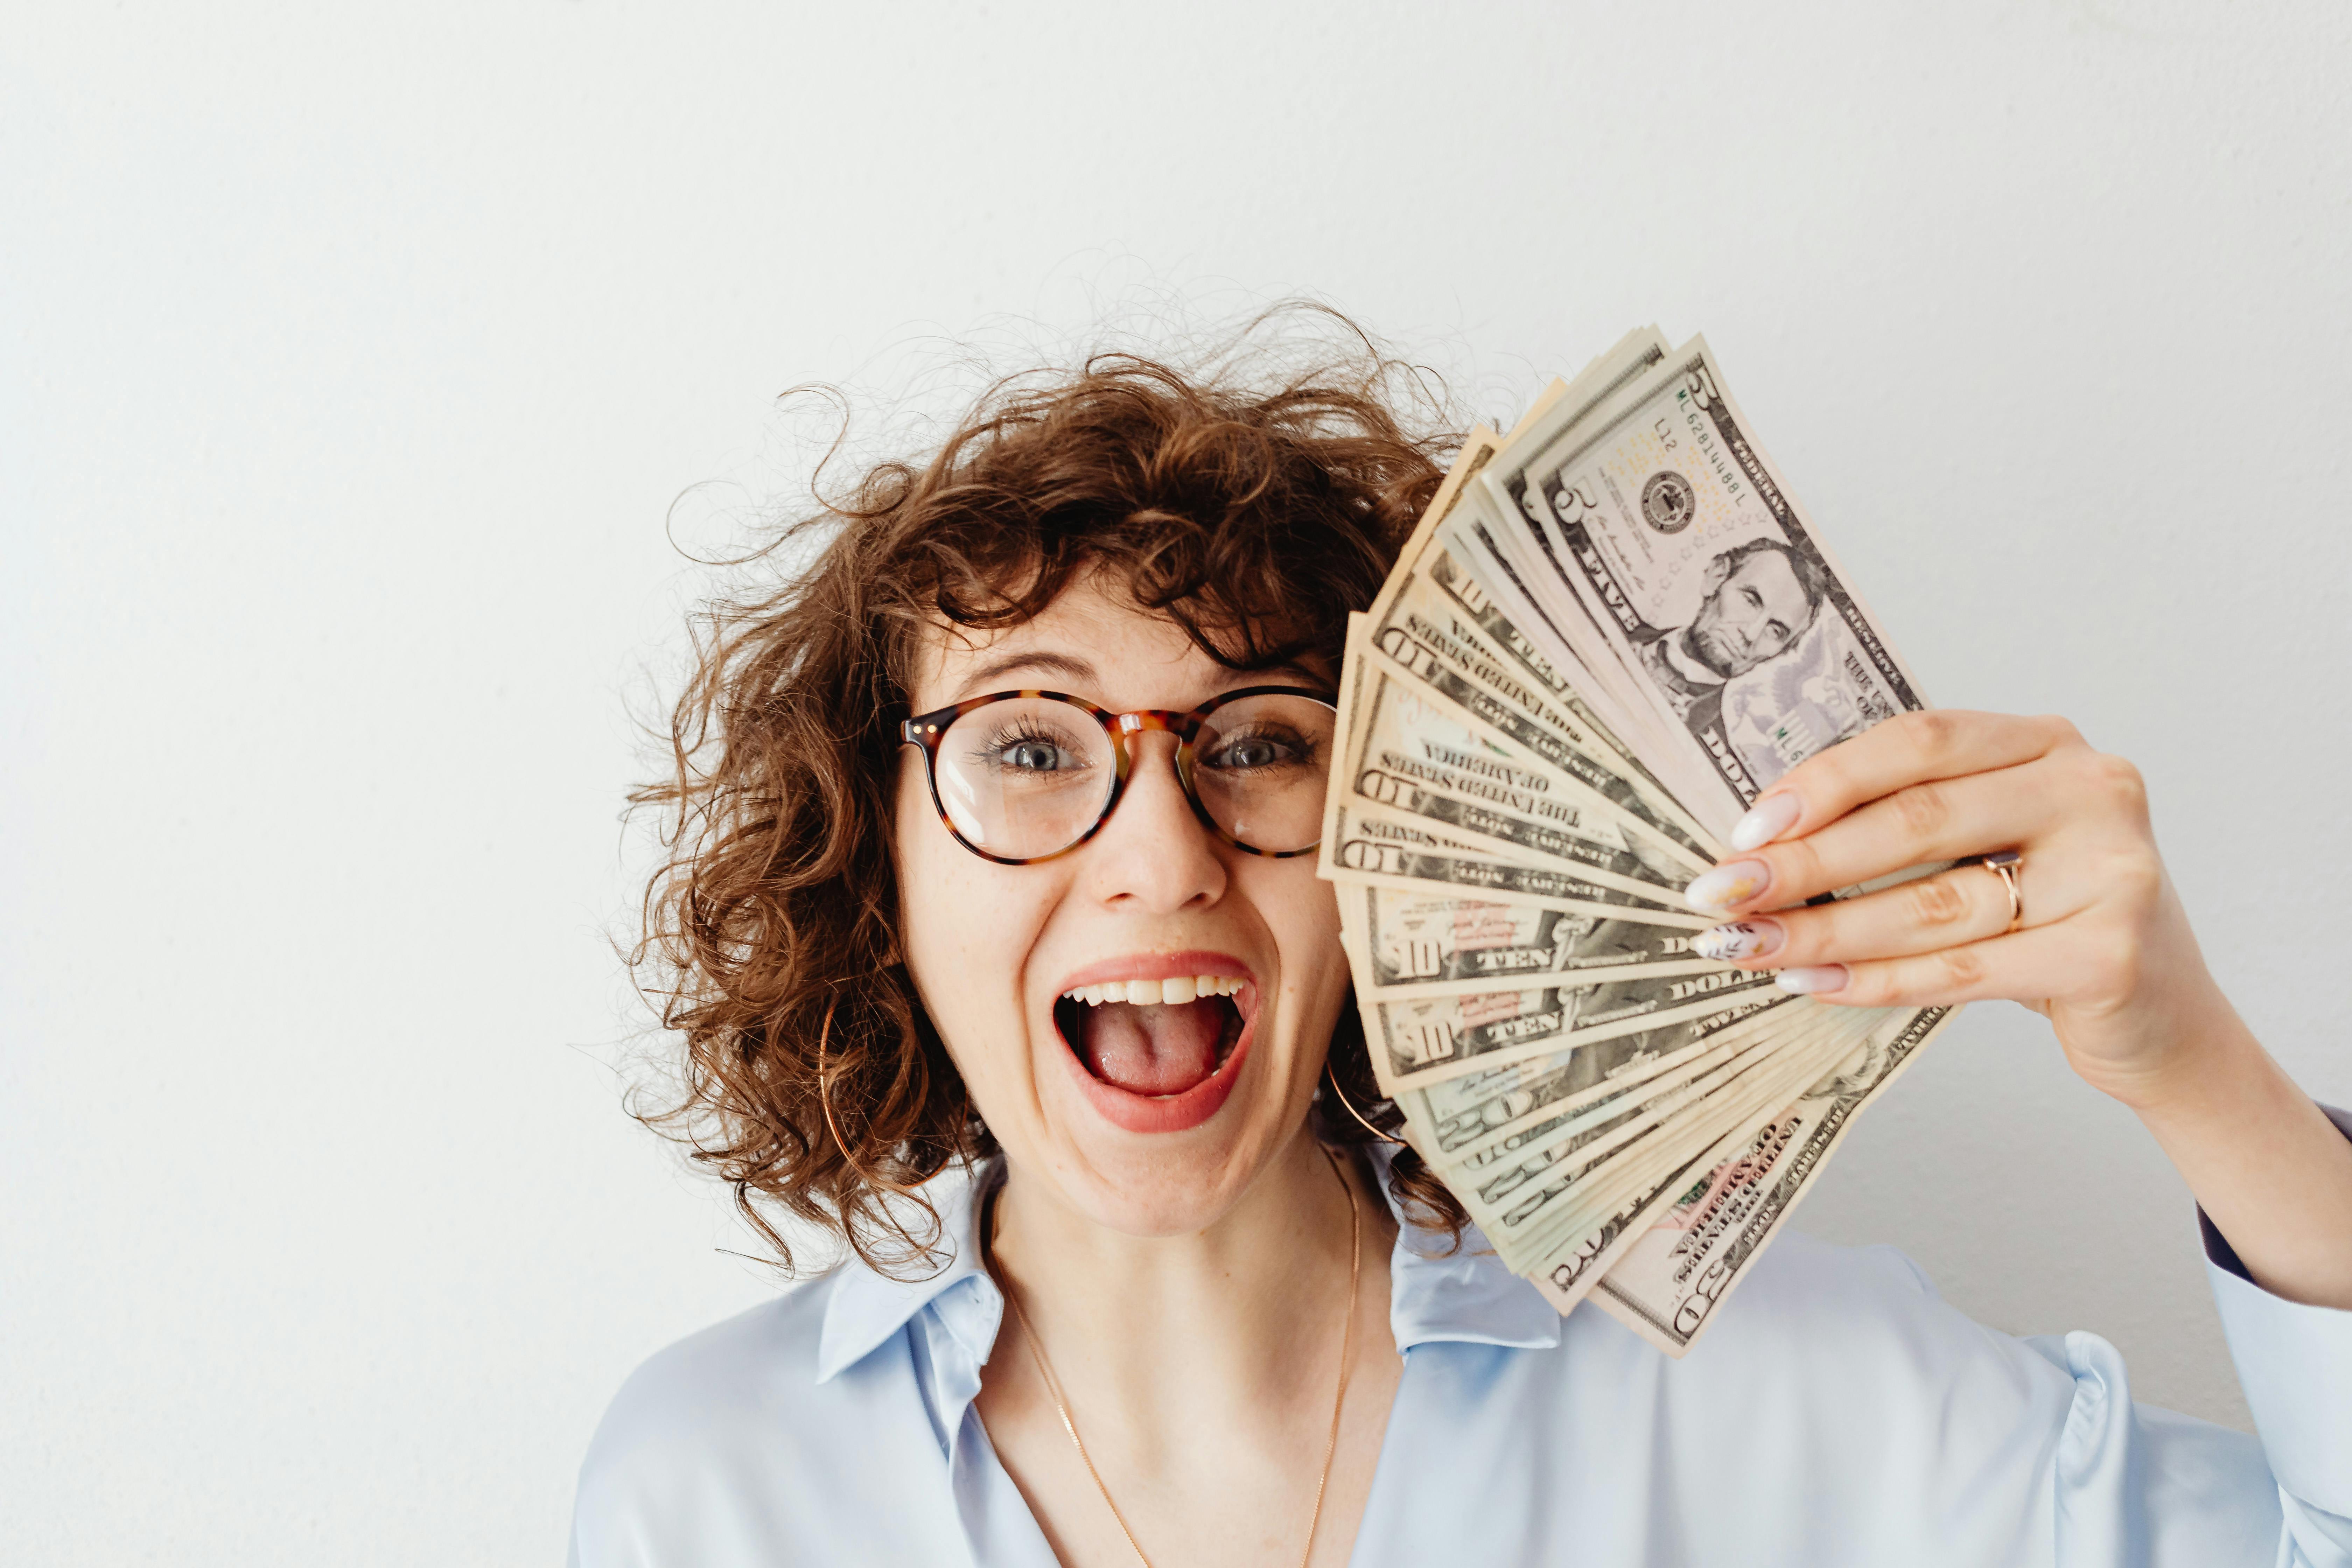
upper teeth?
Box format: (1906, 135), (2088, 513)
(1063, 975), (1245, 1006)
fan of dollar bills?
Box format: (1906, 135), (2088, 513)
(1317, 328), (1958, 1356)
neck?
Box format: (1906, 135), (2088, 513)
(984, 1126), (1390, 1454)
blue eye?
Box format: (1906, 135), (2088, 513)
(1001, 738), (1073, 772)
(973, 721), (1091, 776)
(1202, 726), (1310, 772)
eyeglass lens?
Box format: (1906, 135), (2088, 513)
(930, 693), (1335, 860)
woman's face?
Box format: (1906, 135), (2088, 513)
(892, 573), (1350, 1236)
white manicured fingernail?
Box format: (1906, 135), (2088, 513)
(1684, 860), (1771, 911)
(1774, 965), (1849, 995)
(1693, 920), (1782, 962)
(1730, 793), (1802, 852)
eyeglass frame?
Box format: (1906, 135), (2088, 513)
(897, 685), (1340, 866)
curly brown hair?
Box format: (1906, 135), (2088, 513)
(630, 310), (1474, 1275)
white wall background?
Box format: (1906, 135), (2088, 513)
(7, 2), (2349, 1560)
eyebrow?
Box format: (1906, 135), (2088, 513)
(954, 651), (1099, 698)
(946, 650), (1329, 705)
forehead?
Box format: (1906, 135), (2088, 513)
(908, 572), (1292, 712)
(1726, 550), (1802, 594)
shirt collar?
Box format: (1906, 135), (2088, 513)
(814, 1146), (1560, 1383)
(1369, 1143), (1562, 1353)
(815, 1161), (1001, 1383)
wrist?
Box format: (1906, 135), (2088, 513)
(2100, 1009), (2352, 1309)
(2067, 982), (2257, 1118)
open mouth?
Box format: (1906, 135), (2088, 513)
(1054, 975), (1249, 1099)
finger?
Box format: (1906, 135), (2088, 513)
(1692, 849), (2095, 968)
(1726, 711), (2079, 852)
(1766, 918), (2116, 1009)
(1685, 753), (2067, 913)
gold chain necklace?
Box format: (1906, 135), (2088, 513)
(990, 1146), (1364, 1568)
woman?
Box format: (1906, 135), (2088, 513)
(572, 325), (2352, 1566)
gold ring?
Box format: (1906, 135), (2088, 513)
(1981, 849), (2024, 934)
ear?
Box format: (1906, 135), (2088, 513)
(1701, 552), (1735, 593)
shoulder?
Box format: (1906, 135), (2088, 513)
(1604, 1233), (2281, 1559)
(576, 1276), (833, 1481)
(1664, 1227), (1965, 1360)
(1582, 1230), (2051, 1410)
(1538, 1232), (2080, 1497)
(1404, 1230), (2013, 1426)
(570, 1274), (903, 1566)
(1376, 1234), (2092, 1562)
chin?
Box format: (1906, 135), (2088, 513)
(1692, 633), (1745, 679)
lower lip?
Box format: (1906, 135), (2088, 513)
(1055, 998), (1256, 1135)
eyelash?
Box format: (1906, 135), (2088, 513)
(982, 719), (1081, 750)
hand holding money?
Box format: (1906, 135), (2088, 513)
(1320, 330), (2352, 1349)
(1681, 707), (2216, 1114)
(1321, 331), (1961, 1354)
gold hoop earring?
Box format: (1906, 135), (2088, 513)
(817, 999), (944, 1210)
(1323, 1060), (1407, 1146)
(814, 1000), (863, 1173)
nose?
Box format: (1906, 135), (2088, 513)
(1081, 730), (1227, 912)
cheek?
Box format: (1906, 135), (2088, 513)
(1248, 863), (1350, 1016)
(893, 763), (984, 995)
(891, 761), (1050, 1073)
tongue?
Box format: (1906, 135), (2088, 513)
(1082, 1000), (1224, 1097)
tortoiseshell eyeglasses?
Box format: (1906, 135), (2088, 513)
(898, 687), (1339, 865)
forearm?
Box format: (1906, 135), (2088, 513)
(2120, 1002), (2352, 1309)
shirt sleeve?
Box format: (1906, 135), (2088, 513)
(2197, 1103), (2352, 1565)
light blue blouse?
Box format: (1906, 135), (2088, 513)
(569, 1113), (2352, 1567)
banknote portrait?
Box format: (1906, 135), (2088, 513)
(1617, 536), (1830, 741)
(1471, 341), (1933, 821)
